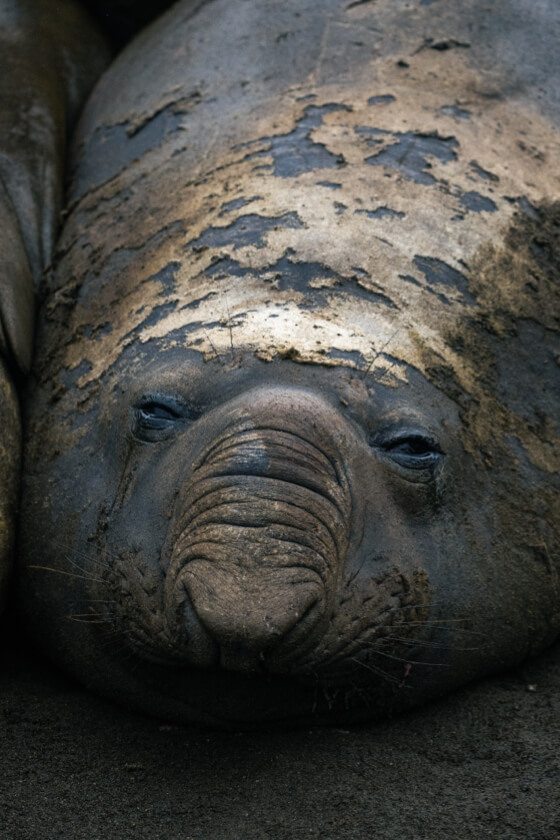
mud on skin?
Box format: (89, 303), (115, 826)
(17, 0), (560, 726)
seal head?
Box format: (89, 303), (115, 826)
(19, 0), (560, 725)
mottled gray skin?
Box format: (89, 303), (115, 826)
(0, 0), (110, 610)
(19, 0), (560, 726)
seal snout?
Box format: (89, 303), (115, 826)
(179, 564), (323, 672)
(163, 387), (353, 672)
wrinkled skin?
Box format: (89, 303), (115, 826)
(0, 0), (110, 609)
(18, 0), (560, 726)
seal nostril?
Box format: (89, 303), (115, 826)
(214, 589), (322, 673)
(174, 563), (325, 673)
(177, 587), (220, 668)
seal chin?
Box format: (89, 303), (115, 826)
(167, 562), (325, 673)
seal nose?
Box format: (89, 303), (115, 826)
(182, 563), (322, 672)
(164, 386), (353, 671)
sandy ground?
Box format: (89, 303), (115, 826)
(1, 609), (559, 840)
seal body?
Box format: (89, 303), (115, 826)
(0, 0), (110, 609)
(0, 361), (19, 609)
(18, 0), (560, 725)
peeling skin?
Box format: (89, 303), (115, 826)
(56, 78), (559, 403)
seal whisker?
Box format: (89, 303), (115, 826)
(65, 555), (110, 579)
(382, 602), (467, 615)
(66, 554), (111, 573)
(65, 613), (114, 624)
(396, 617), (471, 624)
(26, 565), (108, 585)
(73, 598), (116, 605)
(366, 636), (481, 652)
(57, 542), (117, 571)
(392, 621), (485, 640)
(369, 648), (451, 668)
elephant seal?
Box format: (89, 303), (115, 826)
(0, 0), (110, 610)
(19, 0), (560, 726)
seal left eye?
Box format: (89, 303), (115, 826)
(381, 435), (442, 470)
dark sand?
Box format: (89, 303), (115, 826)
(1, 611), (559, 840)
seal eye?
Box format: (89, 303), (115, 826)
(381, 434), (442, 470)
(138, 402), (180, 430)
(371, 429), (443, 475)
(133, 398), (191, 441)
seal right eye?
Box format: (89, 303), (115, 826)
(138, 402), (180, 430)
(133, 399), (189, 441)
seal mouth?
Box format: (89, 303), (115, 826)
(162, 420), (352, 671)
